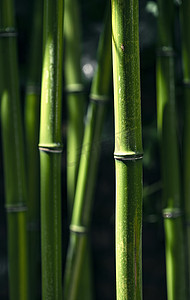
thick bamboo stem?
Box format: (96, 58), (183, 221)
(24, 0), (43, 298)
(156, 0), (187, 299)
(180, 1), (190, 295)
(111, 0), (143, 298)
(39, 0), (64, 298)
(64, 0), (85, 215)
(0, 1), (29, 299)
(63, 7), (112, 300)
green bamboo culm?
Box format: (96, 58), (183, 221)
(180, 1), (190, 296)
(111, 0), (143, 299)
(156, 0), (187, 299)
(24, 0), (43, 298)
(0, 1), (29, 299)
(63, 6), (112, 299)
(64, 0), (85, 215)
(39, 0), (64, 298)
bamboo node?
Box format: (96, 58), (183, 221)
(90, 94), (110, 103)
(157, 47), (175, 57)
(70, 224), (88, 235)
(38, 143), (63, 153)
(0, 27), (17, 37)
(5, 205), (27, 213)
(183, 80), (190, 88)
(162, 208), (183, 219)
(26, 84), (41, 95)
(65, 83), (84, 94)
(114, 152), (143, 161)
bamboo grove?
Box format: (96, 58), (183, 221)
(1, 0), (190, 299)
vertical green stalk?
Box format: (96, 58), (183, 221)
(0, 1), (29, 299)
(24, 0), (43, 298)
(63, 7), (112, 300)
(64, 0), (85, 215)
(181, 1), (190, 296)
(111, 0), (143, 299)
(39, 0), (64, 298)
(156, 0), (187, 299)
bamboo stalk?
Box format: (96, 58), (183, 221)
(111, 0), (143, 298)
(0, 1), (29, 299)
(63, 7), (112, 299)
(39, 0), (64, 298)
(156, 0), (187, 299)
(24, 0), (43, 298)
(180, 0), (190, 296)
(64, 0), (85, 215)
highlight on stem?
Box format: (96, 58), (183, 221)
(39, 0), (64, 298)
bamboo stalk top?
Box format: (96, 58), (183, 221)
(112, 0), (142, 155)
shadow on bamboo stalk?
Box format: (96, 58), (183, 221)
(111, 0), (143, 298)
(39, 0), (64, 298)
(180, 1), (190, 297)
(0, 0), (29, 299)
(156, 0), (188, 299)
(24, 0), (43, 298)
(63, 5), (112, 299)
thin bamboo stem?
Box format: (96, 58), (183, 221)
(180, 1), (190, 296)
(156, 0), (187, 299)
(111, 0), (143, 298)
(64, 0), (85, 215)
(39, 0), (64, 298)
(63, 7), (112, 299)
(0, 1), (29, 299)
(24, 0), (43, 298)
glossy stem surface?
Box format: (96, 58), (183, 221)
(111, 0), (143, 298)
(39, 0), (63, 298)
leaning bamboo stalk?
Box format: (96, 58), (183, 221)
(24, 0), (43, 298)
(0, 0), (29, 299)
(63, 7), (112, 299)
(64, 0), (85, 215)
(180, 1), (190, 295)
(39, 0), (64, 298)
(156, 0), (187, 299)
(111, 0), (143, 298)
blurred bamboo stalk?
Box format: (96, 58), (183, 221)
(0, 0), (29, 299)
(111, 0), (143, 298)
(24, 0), (43, 298)
(63, 6), (112, 299)
(64, 0), (85, 216)
(180, 1), (190, 296)
(156, 0), (187, 299)
(39, 0), (64, 298)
